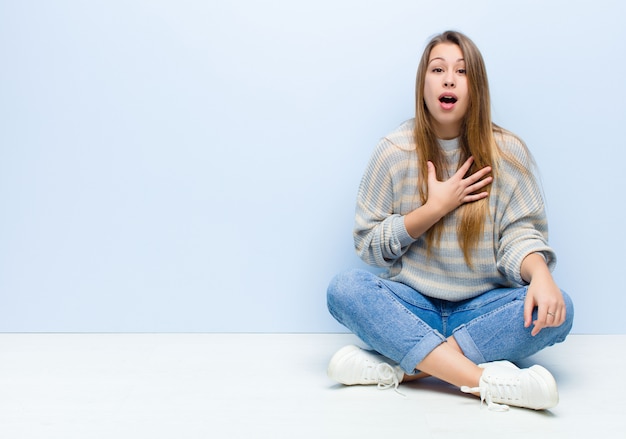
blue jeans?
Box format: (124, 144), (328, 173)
(327, 269), (574, 374)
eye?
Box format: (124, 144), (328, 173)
(432, 67), (444, 73)
(458, 68), (467, 74)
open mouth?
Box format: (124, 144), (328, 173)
(439, 95), (458, 104)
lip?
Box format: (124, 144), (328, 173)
(438, 92), (458, 101)
(438, 92), (458, 111)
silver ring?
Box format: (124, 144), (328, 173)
(547, 312), (556, 317)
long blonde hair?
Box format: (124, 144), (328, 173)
(415, 31), (523, 265)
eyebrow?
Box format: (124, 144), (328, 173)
(428, 57), (465, 64)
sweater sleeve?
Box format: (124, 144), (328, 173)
(353, 140), (417, 267)
(495, 141), (556, 285)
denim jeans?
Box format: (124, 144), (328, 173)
(327, 269), (574, 374)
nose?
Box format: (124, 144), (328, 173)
(444, 72), (455, 88)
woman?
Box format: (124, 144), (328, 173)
(326, 31), (573, 411)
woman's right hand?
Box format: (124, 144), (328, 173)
(425, 156), (493, 217)
(404, 156), (493, 239)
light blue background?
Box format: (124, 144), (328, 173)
(1, 0), (624, 333)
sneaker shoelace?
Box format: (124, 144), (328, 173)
(373, 363), (399, 390)
(460, 383), (511, 412)
(371, 363), (407, 397)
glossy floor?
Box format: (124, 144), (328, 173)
(0, 333), (622, 438)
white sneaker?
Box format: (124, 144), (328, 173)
(327, 345), (404, 391)
(478, 360), (518, 369)
(461, 361), (559, 411)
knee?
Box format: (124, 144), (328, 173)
(560, 289), (575, 336)
(326, 269), (374, 314)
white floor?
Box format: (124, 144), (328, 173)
(0, 333), (623, 439)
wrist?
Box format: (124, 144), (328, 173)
(404, 202), (446, 239)
(521, 253), (550, 283)
(422, 199), (448, 222)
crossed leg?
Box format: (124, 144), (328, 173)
(402, 336), (482, 388)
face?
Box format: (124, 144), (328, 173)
(423, 43), (469, 139)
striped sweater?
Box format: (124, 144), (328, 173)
(354, 119), (555, 301)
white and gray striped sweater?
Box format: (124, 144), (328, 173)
(354, 119), (555, 301)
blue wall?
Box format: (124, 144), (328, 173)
(1, 0), (624, 333)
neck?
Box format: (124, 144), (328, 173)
(432, 121), (461, 140)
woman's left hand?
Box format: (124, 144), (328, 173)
(521, 254), (567, 336)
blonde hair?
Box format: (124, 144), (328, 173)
(414, 31), (528, 265)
